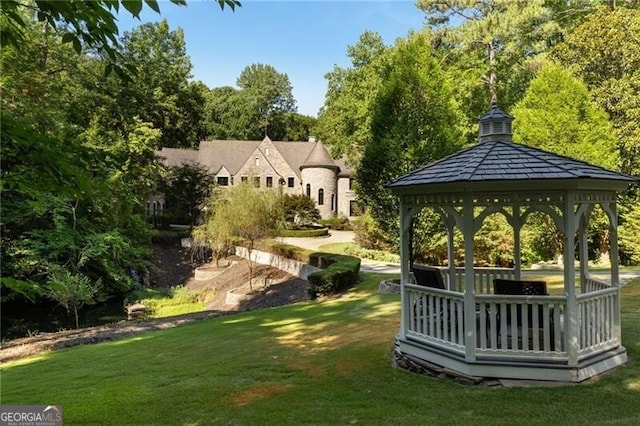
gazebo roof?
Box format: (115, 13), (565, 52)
(386, 139), (636, 193)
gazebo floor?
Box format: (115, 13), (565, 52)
(395, 336), (627, 384)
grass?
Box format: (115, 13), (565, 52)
(2, 274), (640, 425)
(127, 286), (215, 318)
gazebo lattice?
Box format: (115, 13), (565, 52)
(386, 104), (636, 382)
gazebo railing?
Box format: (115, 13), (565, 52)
(475, 294), (566, 360)
(405, 284), (465, 355)
(582, 277), (612, 293)
(441, 267), (515, 293)
(577, 286), (620, 359)
(404, 273), (622, 364)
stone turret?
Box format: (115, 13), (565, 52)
(300, 141), (339, 218)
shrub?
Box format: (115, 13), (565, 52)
(319, 215), (352, 230)
(307, 253), (361, 298)
(278, 227), (329, 238)
(150, 229), (190, 245)
(282, 194), (320, 226)
(343, 244), (400, 264)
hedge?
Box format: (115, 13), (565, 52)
(307, 253), (361, 299)
(278, 227), (329, 238)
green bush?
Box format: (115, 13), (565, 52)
(150, 229), (190, 245)
(343, 244), (400, 263)
(319, 215), (352, 230)
(307, 253), (361, 298)
(278, 227), (329, 238)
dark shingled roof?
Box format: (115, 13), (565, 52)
(387, 140), (635, 189)
(156, 139), (348, 179)
(479, 103), (514, 122)
(300, 140), (339, 170)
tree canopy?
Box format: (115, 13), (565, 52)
(356, 32), (465, 248)
(203, 63), (314, 141)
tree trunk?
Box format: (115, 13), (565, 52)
(488, 39), (497, 104)
(74, 307), (80, 329)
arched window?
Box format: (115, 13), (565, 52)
(306, 184), (311, 197)
(318, 188), (324, 205)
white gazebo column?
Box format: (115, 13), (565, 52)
(578, 208), (590, 293)
(564, 192), (579, 367)
(512, 202), (522, 280)
(399, 202), (412, 340)
(463, 194), (477, 361)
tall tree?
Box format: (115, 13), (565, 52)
(0, 0), (240, 77)
(512, 62), (618, 169)
(316, 30), (389, 165)
(357, 32), (465, 248)
(117, 20), (206, 147)
(236, 63), (296, 138)
(551, 6), (640, 179)
(162, 163), (215, 230)
(418, 0), (565, 104)
(512, 62), (620, 261)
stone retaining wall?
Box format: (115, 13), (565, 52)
(234, 246), (320, 280)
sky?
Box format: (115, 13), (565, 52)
(116, 1), (428, 117)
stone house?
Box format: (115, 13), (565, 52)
(154, 136), (358, 219)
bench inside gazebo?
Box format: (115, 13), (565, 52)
(386, 104), (636, 383)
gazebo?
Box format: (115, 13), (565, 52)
(386, 104), (636, 382)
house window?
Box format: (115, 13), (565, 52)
(306, 184), (311, 197)
(331, 194), (335, 211)
(241, 176), (248, 183)
(253, 176), (260, 188)
(255, 157), (260, 166)
(266, 176), (273, 188)
(217, 176), (229, 186)
(349, 178), (354, 190)
(318, 188), (324, 205)
(288, 177), (295, 188)
(265, 147), (270, 156)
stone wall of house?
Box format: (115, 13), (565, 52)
(301, 166), (337, 219)
(233, 142), (302, 195)
(337, 176), (356, 218)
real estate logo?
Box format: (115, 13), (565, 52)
(0, 405), (62, 426)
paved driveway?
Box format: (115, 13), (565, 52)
(276, 231), (400, 274)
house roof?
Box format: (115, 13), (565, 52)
(156, 139), (347, 178)
(156, 147), (199, 167)
(197, 140), (260, 175)
(386, 139), (636, 193)
(300, 140), (339, 170)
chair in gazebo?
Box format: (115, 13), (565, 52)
(386, 102), (637, 382)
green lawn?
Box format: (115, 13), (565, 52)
(2, 274), (639, 425)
